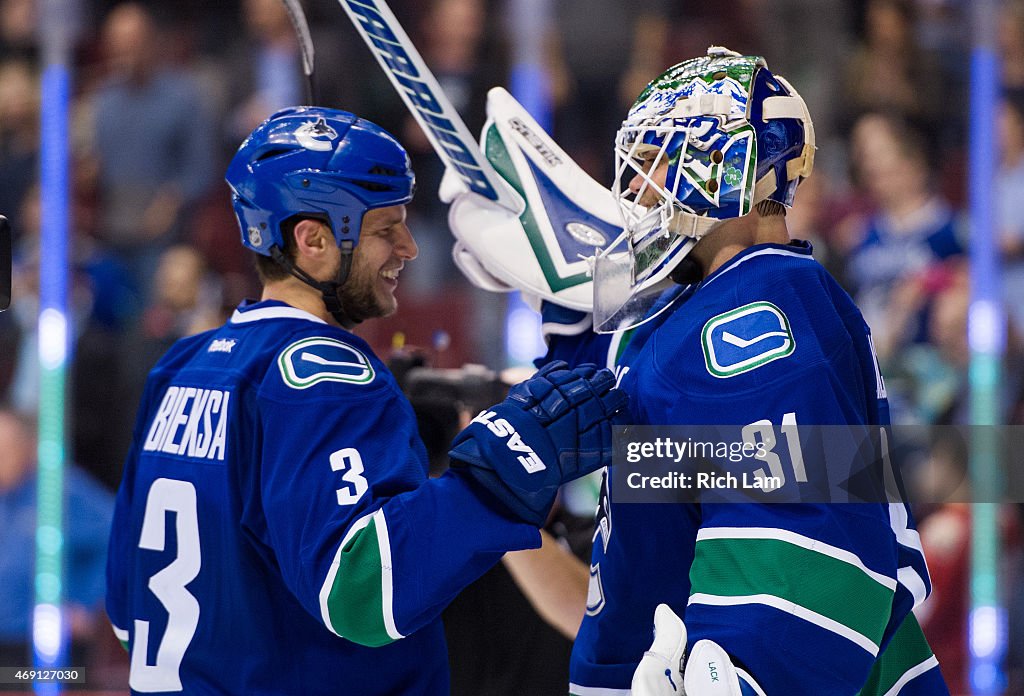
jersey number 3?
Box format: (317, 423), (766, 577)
(130, 478), (201, 693)
(330, 447), (368, 505)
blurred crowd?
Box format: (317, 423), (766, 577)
(2, 0), (1024, 693)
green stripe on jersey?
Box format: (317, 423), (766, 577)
(857, 613), (937, 696)
(324, 516), (393, 647)
(690, 537), (894, 647)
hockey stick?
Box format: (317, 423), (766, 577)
(280, 0), (317, 103)
(337, 0), (523, 213)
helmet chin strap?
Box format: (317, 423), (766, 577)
(270, 241), (359, 329)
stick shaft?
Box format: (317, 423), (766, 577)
(337, 0), (522, 212)
(281, 0), (317, 103)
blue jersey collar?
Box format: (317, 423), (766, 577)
(699, 240), (814, 290)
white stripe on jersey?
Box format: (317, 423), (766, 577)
(374, 509), (404, 640)
(898, 567), (929, 610)
(541, 314), (593, 338)
(606, 330), (630, 371)
(889, 502), (932, 609)
(230, 305), (327, 325)
(688, 592), (880, 656)
(882, 655), (941, 696)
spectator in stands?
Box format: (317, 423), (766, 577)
(843, 111), (964, 363)
(840, 0), (945, 137)
(0, 59), (38, 238)
(88, 245), (223, 490)
(86, 2), (215, 310)
(0, 408), (114, 669)
(125, 243), (223, 374)
(220, 0), (361, 145)
(997, 93), (1024, 333)
(1002, 1), (1024, 94)
(223, 0), (308, 142)
(914, 432), (1021, 695)
(0, 0), (36, 62)
(878, 260), (1024, 426)
(551, 0), (672, 181)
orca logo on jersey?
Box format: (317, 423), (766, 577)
(471, 410), (546, 473)
(143, 386), (230, 460)
(702, 301), (795, 378)
(278, 337), (376, 388)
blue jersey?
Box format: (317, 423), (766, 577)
(559, 244), (948, 696)
(107, 300), (539, 695)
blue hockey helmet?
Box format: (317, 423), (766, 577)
(593, 47), (815, 333)
(225, 106), (415, 256)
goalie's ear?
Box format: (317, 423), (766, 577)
(441, 88), (625, 313)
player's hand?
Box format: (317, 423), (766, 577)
(632, 604), (754, 696)
(449, 360), (627, 526)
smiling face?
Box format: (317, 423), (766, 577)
(338, 205), (418, 321)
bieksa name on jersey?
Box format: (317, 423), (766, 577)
(142, 386), (231, 461)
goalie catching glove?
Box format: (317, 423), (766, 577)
(449, 361), (627, 526)
(632, 604), (765, 696)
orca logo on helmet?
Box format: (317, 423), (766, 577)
(294, 117), (339, 152)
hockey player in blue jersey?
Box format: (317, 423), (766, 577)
(577, 48), (949, 696)
(105, 106), (627, 695)
(445, 48), (951, 695)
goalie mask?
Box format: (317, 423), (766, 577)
(593, 47), (815, 333)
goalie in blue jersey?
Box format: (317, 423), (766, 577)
(576, 48), (949, 696)
(105, 106), (627, 695)
(447, 48), (951, 695)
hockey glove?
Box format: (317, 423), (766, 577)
(449, 360), (627, 526)
(632, 604), (763, 696)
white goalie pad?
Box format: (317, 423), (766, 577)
(444, 87), (623, 312)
